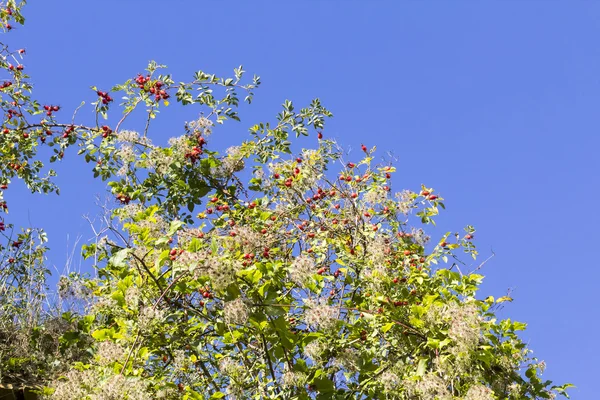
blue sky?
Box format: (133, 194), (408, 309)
(6, 1), (599, 397)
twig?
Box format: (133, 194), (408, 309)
(468, 250), (496, 274)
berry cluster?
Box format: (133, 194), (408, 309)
(184, 146), (202, 163)
(101, 125), (112, 138)
(184, 136), (207, 163)
(62, 125), (75, 138)
(5, 108), (21, 119)
(135, 74), (169, 102)
(43, 104), (60, 116)
(0, 81), (12, 89)
(96, 90), (114, 105)
(420, 190), (437, 200)
(116, 193), (131, 205)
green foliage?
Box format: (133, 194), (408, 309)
(0, 2), (572, 399)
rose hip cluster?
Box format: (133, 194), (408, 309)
(100, 125), (112, 138)
(62, 125), (75, 138)
(43, 105), (60, 116)
(5, 108), (21, 119)
(96, 90), (114, 105)
(0, 81), (11, 90)
(184, 136), (206, 164)
(134, 74), (169, 102)
(116, 193), (131, 205)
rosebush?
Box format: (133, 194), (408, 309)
(0, 1), (572, 399)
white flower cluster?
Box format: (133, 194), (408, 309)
(303, 339), (328, 363)
(138, 305), (166, 333)
(447, 303), (481, 352)
(289, 254), (315, 285)
(395, 189), (416, 215)
(378, 370), (401, 392)
(115, 130), (140, 143)
(187, 116), (213, 136)
(147, 147), (174, 176)
(367, 236), (389, 268)
(404, 372), (451, 399)
(232, 226), (265, 253)
(464, 385), (495, 400)
(115, 143), (136, 166)
(180, 250), (241, 290)
(304, 298), (337, 331)
(411, 227), (430, 247)
(219, 357), (243, 377)
(223, 298), (249, 325)
(281, 369), (307, 388)
(333, 347), (360, 372)
(363, 187), (388, 205)
(96, 341), (126, 366)
(49, 368), (150, 400)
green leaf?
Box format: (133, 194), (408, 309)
(496, 296), (513, 304)
(110, 248), (130, 267)
(381, 322), (395, 333)
(416, 358), (428, 376)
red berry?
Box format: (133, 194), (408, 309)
(361, 144), (367, 152)
(317, 131), (323, 139)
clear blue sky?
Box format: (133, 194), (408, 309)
(7, 2), (598, 397)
